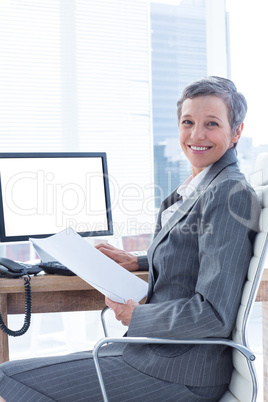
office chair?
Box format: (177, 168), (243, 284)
(93, 153), (268, 402)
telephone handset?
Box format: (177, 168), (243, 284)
(0, 257), (42, 337)
(0, 257), (42, 277)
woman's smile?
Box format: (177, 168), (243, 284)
(188, 145), (212, 152)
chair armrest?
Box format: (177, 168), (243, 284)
(92, 336), (255, 402)
(100, 306), (110, 337)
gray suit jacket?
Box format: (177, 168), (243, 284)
(123, 148), (260, 387)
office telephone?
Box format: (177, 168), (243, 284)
(0, 257), (42, 337)
(0, 257), (42, 278)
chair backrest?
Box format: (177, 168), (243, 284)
(219, 153), (268, 402)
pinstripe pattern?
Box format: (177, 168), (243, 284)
(0, 148), (260, 401)
(125, 148), (260, 387)
(0, 346), (227, 401)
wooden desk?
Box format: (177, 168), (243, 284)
(1, 270), (268, 399)
(0, 272), (149, 363)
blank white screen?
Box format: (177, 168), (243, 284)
(0, 156), (109, 238)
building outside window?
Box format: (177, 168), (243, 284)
(151, 0), (208, 206)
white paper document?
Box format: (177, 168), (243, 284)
(30, 228), (148, 303)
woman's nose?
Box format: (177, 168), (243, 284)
(191, 125), (206, 141)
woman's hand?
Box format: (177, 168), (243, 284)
(105, 297), (139, 326)
(96, 243), (139, 271)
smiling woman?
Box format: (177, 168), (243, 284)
(0, 76), (261, 402)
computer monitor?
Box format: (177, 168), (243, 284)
(0, 152), (113, 242)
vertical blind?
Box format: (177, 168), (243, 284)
(0, 1), (63, 150)
(0, 0), (155, 238)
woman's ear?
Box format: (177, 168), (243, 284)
(232, 123), (244, 145)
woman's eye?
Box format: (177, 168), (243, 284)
(182, 120), (193, 125)
(208, 121), (218, 127)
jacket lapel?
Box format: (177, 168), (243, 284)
(147, 148), (238, 274)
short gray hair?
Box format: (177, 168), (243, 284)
(177, 76), (247, 134)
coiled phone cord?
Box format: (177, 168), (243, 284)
(0, 276), (32, 337)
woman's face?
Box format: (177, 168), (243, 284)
(179, 95), (243, 177)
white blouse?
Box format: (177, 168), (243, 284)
(161, 164), (212, 228)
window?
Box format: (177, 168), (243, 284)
(0, 0), (230, 259)
(0, 0), (154, 253)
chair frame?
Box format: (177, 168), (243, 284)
(93, 231), (267, 402)
(92, 336), (256, 402)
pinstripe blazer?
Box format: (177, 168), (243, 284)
(123, 148), (260, 387)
